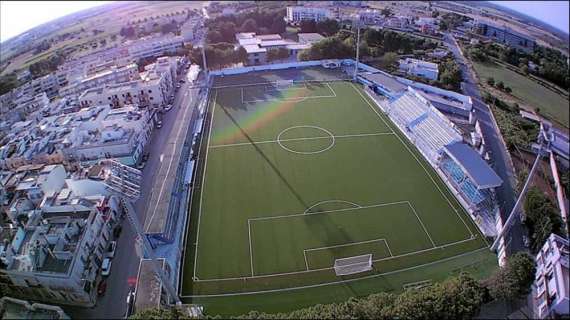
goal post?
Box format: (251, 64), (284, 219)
(275, 79), (294, 89)
(333, 254), (373, 276)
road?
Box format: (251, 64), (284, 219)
(443, 33), (526, 254)
(66, 67), (199, 319)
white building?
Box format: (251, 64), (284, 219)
(236, 33), (311, 66)
(59, 64), (140, 97)
(286, 6), (333, 23)
(30, 74), (60, 98)
(125, 35), (184, 60)
(399, 58), (439, 80)
(297, 33), (325, 45)
(0, 165), (122, 307)
(534, 233), (569, 319)
(62, 106), (152, 166)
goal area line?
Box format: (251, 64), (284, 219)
(192, 199), (477, 283)
(180, 246), (489, 298)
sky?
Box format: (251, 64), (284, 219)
(489, 1), (569, 34)
(0, 1), (569, 43)
(0, 1), (112, 42)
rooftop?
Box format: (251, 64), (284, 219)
(444, 142), (503, 189)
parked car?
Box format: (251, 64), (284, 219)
(136, 153), (149, 169)
(164, 104), (173, 112)
(156, 120), (163, 129)
(101, 258), (112, 276)
(176, 84), (182, 89)
(107, 241), (117, 258)
(113, 225), (122, 239)
(125, 287), (136, 318)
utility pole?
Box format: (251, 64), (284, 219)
(120, 198), (182, 305)
(353, 23), (361, 81)
(490, 145), (543, 252)
(200, 22), (208, 81)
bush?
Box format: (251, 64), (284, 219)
(484, 252), (536, 301)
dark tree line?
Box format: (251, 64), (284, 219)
(468, 42), (569, 89)
(205, 9), (286, 44)
(524, 187), (565, 253)
(131, 254), (537, 319)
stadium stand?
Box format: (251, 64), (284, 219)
(364, 84), (501, 236)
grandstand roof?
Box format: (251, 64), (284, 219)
(444, 142), (502, 189)
(360, 72), (406, 96)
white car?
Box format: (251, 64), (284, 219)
(107, 241), (117, 258)
(164, 104), (173, 112)
(101, 258), (112, 276)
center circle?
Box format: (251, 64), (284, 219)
(277, 126), (335, 154)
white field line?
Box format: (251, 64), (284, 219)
(353, 83), (475, 238)
(193, 236), (478, 283)
(304, 238), (388, 252)
(248, 220), (254, 276)
(192, 90), (218, 280)
(406, 202), (437, 248)
(211, 78), (351, 90)
(209, 132), (394, 149)
(243, 93), (336, 104)
(248, 200), (409, 222)
(325, 82), (337, 98)
(303, 238), (390, 270)
(181, 246), (489, 297)
(303, 199), (361, 214)
(179, 89), (207, 289)
(145, 81), (195, 233)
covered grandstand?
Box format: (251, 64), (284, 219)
(365, 85), (501, 236)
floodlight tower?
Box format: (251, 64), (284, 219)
(353, 21), (361, 81)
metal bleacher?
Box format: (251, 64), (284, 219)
(387, 90), (462, 164)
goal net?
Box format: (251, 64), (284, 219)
(275, 79), (294, 89)
(333, 254), (373, 276)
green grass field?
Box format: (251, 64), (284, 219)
(181, 78), (496, 315)
(472, 60), (569, 128)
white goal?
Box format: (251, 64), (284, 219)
(333, 254), (373, 276)
(275, 79), (294, 90)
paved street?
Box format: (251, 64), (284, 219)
(443, 34), (526, 254)
(66, 70), (199, 319)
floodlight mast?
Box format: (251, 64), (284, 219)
(353, 23), (361, 81)
(490, 145), (543, 252)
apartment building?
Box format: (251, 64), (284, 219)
(0, 296), (70, 319)
(125, 35), (184, 60)
(59, 64), (140, 97)
(534, 233), (569, 319)
(399, 58), (439, 80)
(0, 164), (123, 307)
(475, 22), (536, 52)
(286, 6), (333, 23)
(30, 74), (60, 99)
(62, 106), (152, 166)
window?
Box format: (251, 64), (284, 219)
(148, 90), (152, 93)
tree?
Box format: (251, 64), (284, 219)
(381, 8), (393, 17)
(486, 77), (495, 86)
(496, 81), (505, 90)
(235, 46), (248, 64)
(267, 47), (289, 62)
(0, 73), (19, 95)
(379, 52), (398, 68)
(206, 30), (224, 44)
(316, 19), (339, 37)
(484, 252), (536, 301)
(504, 86), (512, 94)
(270, 16), (286, 34)
(524, 187), (564, 252)
(298, 37), (353, 61)
(299, 19), (317, 33)
(161, 22), (177, 34)
(240, 18), (258, 32)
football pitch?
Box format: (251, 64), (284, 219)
(181, 76), (497, 315)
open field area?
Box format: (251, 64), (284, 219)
(472, 60), (569, 128)
(180, 71), (496, 315)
